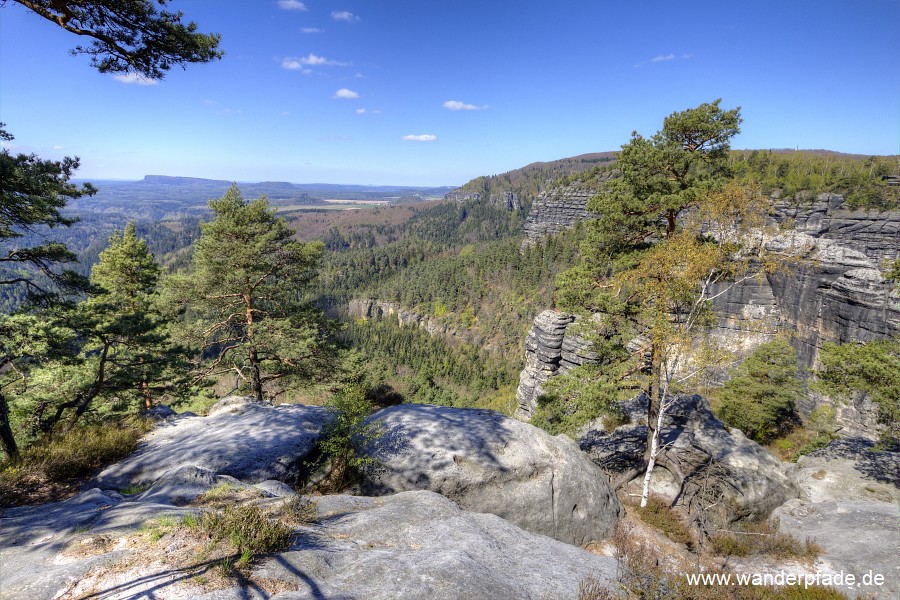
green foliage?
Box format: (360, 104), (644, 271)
(167, 184), (335, 401)
(310, 384), (383, 491)
(12, 0), (223, 80)
(730, 150), (900, 210)
(530, 364), (629, 437)
(814, 340), (900, 445)
(588, 99), (741, 253)
(717, 340), (803, 443)
(340, 318), (520, 409)
(195, 504), (292, 560)
(0, 124), (95, 302)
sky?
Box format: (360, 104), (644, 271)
(1, 0), (898, 186)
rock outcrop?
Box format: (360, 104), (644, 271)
(444, 189), (523, 210)
(1, 488), (619, 600)
(516, 192), (900, 436)
(514, 310), (599, 419)
(522, 183), (598, 245)
(581, 395), (800, 520)
(771, 439), (900, 599)
(348, 298), (475, 342)
(361, 403), (621, 546)
(91, 396), (331, 493)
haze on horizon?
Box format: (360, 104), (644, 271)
(1, 0), (898, 187)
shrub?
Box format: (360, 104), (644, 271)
(196, 504), (292, 567)
(307, 383), (383, 491)
(717, 340), (803, 443)
(633, 496), (693, 547)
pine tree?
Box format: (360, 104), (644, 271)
(169, 185), (334, 401)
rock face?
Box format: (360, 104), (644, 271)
(360, 403), (621, 546)
(514, 310), (599, 419)
(581, 395), (800, 520)
(522, 183), (598, 244)
(444, 189), (523, 210)
(348, 298), (475, 342)
(516, 193), (900, 436)
(91, 396), (331, 493)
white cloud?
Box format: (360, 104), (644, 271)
(52, 145), (64, 150)
(371, 109), (383, 115)
(402, 134), (437, 142)
(277, 0), (307, 11)
(301, 27), (322, 33)
(332, 11), (359, 22)
(333, 88), (360, 99)
(112, 73), (158, 85)
(281, 111), (291, 116)
(307, 53), (349, 66)
(442, 100), (488, 111)
(356, 108), (367, 114)
(650, 54), (675, 63)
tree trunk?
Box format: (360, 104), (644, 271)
(0, 393), (18, 459)
(249, 346), (263, 403)
(641, 402), (666, 508)
(645, 344), (661, 463)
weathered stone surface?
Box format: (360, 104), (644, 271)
(361, 403), (621, 545)
(772, 500), (899, 600)
(522, 182), (598, 244)
(255, 491), (618, 600)
(792, 438), (900, 504)
(2, 489), (618, 600)
(582, 395), (799, 520)
(91, 397), (330, 491)
(515, 310), (600, 419)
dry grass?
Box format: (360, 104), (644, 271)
(0, 418), (151, 507)
(710, 520), (821, 561)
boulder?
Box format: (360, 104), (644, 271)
(91, 398), (331, 492)
(582, 395), (799, 520)
(792, 438), (900, 503)
(361, 403), (621, 545)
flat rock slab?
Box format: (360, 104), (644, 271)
(361, 403), (620, 546)
(255, 491), (619, 600)
(3, 488), (619, 600)
(772, 499), (900, 599)
(91, 399), (330, 492)
(793, 438), (900, 504)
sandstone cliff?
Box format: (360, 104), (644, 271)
(516, 192), (900, 437)
(521, 182), (599, 244)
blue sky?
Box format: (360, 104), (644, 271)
(1, 0), (898, 186)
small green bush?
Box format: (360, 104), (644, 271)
(196, 504), (292, 559)
(710, 520), (820, 560)
(308, 383), (383, 491)
(717, 340), (803, 444)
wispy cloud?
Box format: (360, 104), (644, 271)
(356, 108), (382, 115)
(442, 100), (488, 111)
(113, 73), (158, 85)
(288, 53), (349, 68)
(52, 145), (64, 150)
(332, 10), (359, 22)
(402, 134), (437, 142)
(277, 0), (307, 11)
(633, 53), (693, 68)
(332, 88), (360, 99)
(301, 27), (322, 34)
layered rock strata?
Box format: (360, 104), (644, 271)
(522, 183), (598, 244)
(513, 310), (599, 420)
